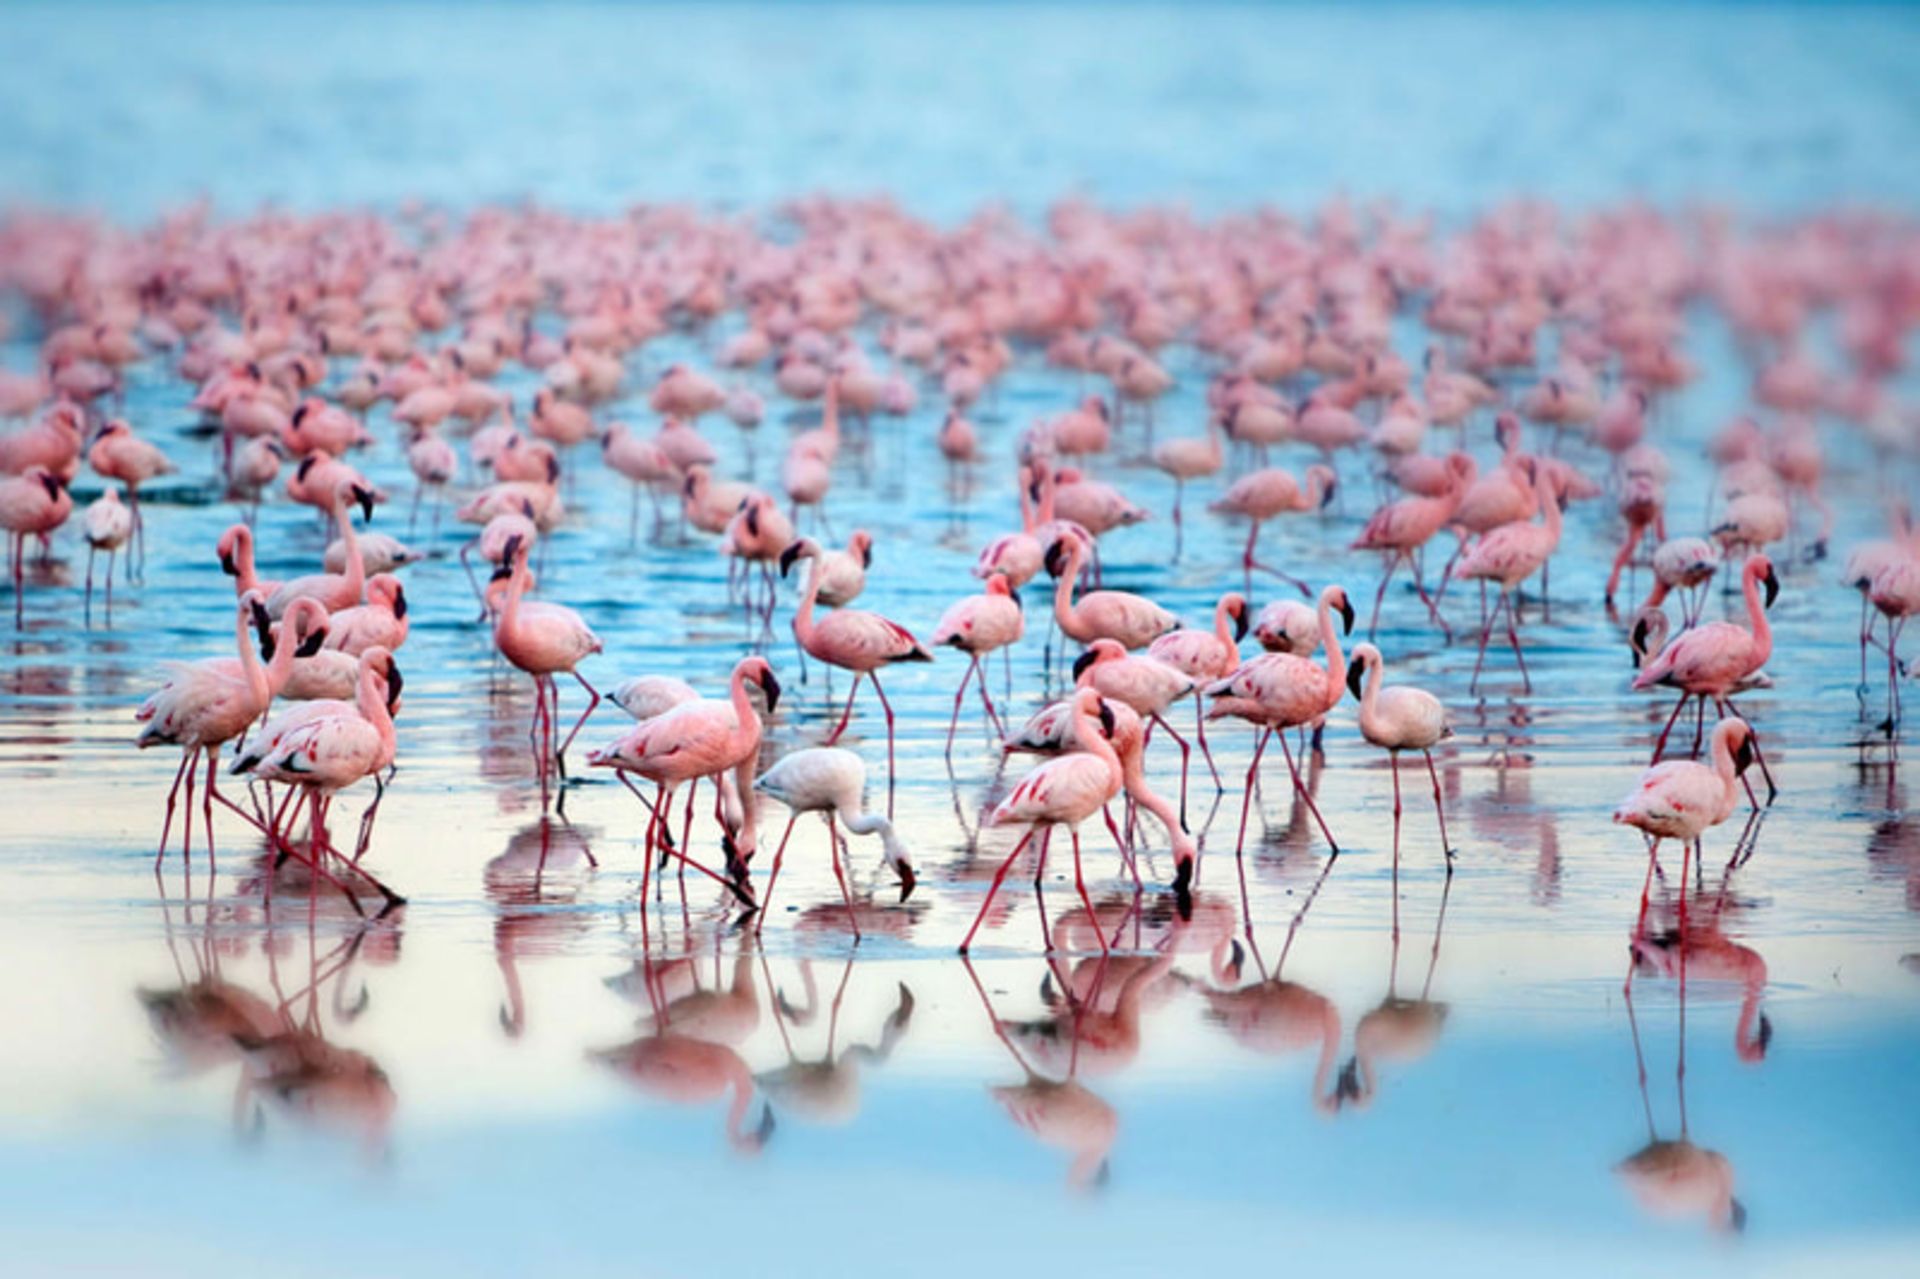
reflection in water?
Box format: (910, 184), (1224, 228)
(593, 935), (774, 1155)
(756, 957), (914, 1127)
(1338, 865), (1454, 1111)
(140, 882), (399, 1161)
(485, 817), (597, 1038)
(967, 958), (1117, 1191)
(1619, 980), (1746, 1235)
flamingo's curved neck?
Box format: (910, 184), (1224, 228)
(333, 496), (366, 603)
(497, 554), (529, 645)
(1742, 564), (1773, 665)
(1317, 594), (1347, 706)
(1051, 540), (1084, 632)
(793, 552), (826, 645)
(355, 659), (395, 746)
(1312, 1002), (1342, 1105)
(1212, 598), (1236, 652)
(727, 666), (763, 761)
(233, 528), (260, 594)
(234, 601), (269, 711)
(1071, 695), (1121, 783)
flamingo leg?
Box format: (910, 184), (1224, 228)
(959, 828), (1035, 954)
(1410, 548), (1450, 637)
(1067, 826), (1109, 955)
(1503, 588), (1531, 692)
(827, 814), (861, 942)
(1276, 728), (1339, 854)
(1150, 711), (1193, 827)
(1390, 751), (1402, 936)
(555, 668), (601, 779)
(1193, 697), (1223, 791)
(870, 671), (898, 821)
(1101, 804), (1141, 889)
(1423, 749), (1452, 861)
(976, 655), (1006, 739)
(1469, 588), (1499, 694)
(755, 812), (799, 930)
(157, 750), (193, 865)
(1367, 551), (1400, 639)
(1232, 728), (1271, 861)
(1651, 693), (1691, 761)
(825, 670), (862, 745)
(945, 656), (975, 759)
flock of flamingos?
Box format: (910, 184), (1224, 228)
(1, 195), (1916, 1223)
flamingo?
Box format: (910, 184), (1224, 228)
(1633, 554), (1778, 801)
(1350, 453), (1470, 638)
(87, 419), (174, 580)
(1451, 461), (1564, 694)
(1073, 638), (1206, 820)
(1642, 537), (1720, 628)
(1613, 718), (1758, 928)
(0, 466), (71, 624)
(230, 646), (408, 912)
(82, 486), (133, 626)
(751, 747), (916, 937)
(961, 687), (1126, 954)
(264, 481), (377, 619)
(1208, 584), (1355, 863)
(1207, 464), (1336, 595)
(781, 537), (932, 817)
(321, 574), (409, 656)
(1345, 642), (1453, 871)
(1044, 534), (1179, 651)
(931, 572), (1025, 755)
(489, 534), (603, 803)
(1149, 414), (1223, 559)
(586, 655), (779, 908)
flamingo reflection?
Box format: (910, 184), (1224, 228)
(754, 956), (915, 1127)
(486, 817), (597, 1037)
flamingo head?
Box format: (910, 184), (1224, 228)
(850, 529), (873, 567)
(778, 538), (818, 578)
(216, 524), (246, 576)
(1328, 586), (1356, 635)
(737, 655), (781, 713)
(1751, 554), (1779, 608)
(1346, 643), (1380, 700)
(1224, 592), (1250, 641)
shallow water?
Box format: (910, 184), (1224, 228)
(3, 3), (1920, 1276)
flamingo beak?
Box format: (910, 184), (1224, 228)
(1319, 477), (1338, 510)
(220, 550), (237, 576)
(40, 473), (63, 500)
(1232, 603), (1249, 642)
(353, 485), (376, 522)
(744, 503), (760, 538)
(759, 668), (782, 713)
(251, 601), (274, 659)
(1071, 648), (1097, 682)
(1733, 733), (1756, 776)
(1044, 540), (1067, 577)
(1630, 618), (1651, 667)
(861, 541), (873, 569)
(296, 626), (328, 658)
(1336, 593), (1356, 635)
(778, 541), (803, 578)
(489, 563), (512, 583)
(897, 860), (917, 902)
(1762, 565), (1779, 608)
(1346, 659), (1366, 700)
(1097, 700), (1116, 738)
(385, 661), (404, 712)
(392, 586), (408, 620)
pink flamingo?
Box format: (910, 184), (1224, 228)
(322, 574), (409, 656)
(961, 688), (1125, 955)
(1633, 554), (1778, 801)
(781, 537), (932, 817)
(87, 419), (174, 580)
(601, 423), (678, 544)
(1346, 642), (1453, 870)
(586, 655), (779, 907)
(490, 534), (603, 804)
(82, 487), (133, 626)
(1642, 537), (1720, 629)
(1451, 462), (1564, 694)
(1207, 464), (1336, 595)
(973, 461), (1048, 588)
(265, 481), (377, 618)
(1208, 584), (1355, 867)
(1073, 638), (1206, 820)
(1044, 535), (1179, 650)
(231, 646), (408, 912)
(0, 466), (71, 625)
(1613, 718), (1758, 927)
(1351, 453), (1470, 638)
(931, 573), (1025, 755)
(1150, 590), (1249, 792)
(1604, 472), (1667, 607)
(1149, 414), (1223, 559)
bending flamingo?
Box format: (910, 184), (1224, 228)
(752, 747), (917, 938)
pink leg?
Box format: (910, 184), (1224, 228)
(1503, 589), (1531, 692)
(754, 813), (799, 930)
(1651, 693), (1691, 762)
(1276, 729), (1339, 853)
(1193, 698), (1223, 791)
(1469, 592), (1498, 694)
(827, 815), (861, 941)
(1367, 551), (1399, 639)
(1424, 750), (1452, 861)
(1232, 728), (1272, 859)
(1151, 711), (1193, 827)
(1067, 827), (1108, 955)
(959, 828), (1036, 954)
(870, 672), (898, 820)
(157, 750), (193, 865)
(555, 668), (601, 778)
(826, 671), (862, 745)
(945, 657), (974, 759)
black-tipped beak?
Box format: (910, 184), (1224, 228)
(385, 661), (404, 713)
(1232, 604), (1249, 642)
(778, 541), (803, 578)
(1336, 1059), (1361, 1103)
(1336, 594), (1356, 635)
(392, 586), (408, 620)
(1044, 540), (1066, 577)
(1171, 856), (1193, 920)
(295, 627), (328, 659)
(220, 551), (238, 577)
(1071, 648), (1097, 682)
(1756, 1013), (1773, 1054)
(755, 1105), (777, 1147)
(1630, 617), (1651, 667)
(545, 455), (560, 484)
(1733, 733), (1756, 776)
(1097, 699), (1116, 739)
(1762, 565), (1779, 609)
(860, 542), (873, 569)
(897, 861), (917, 902)
(501, 533), (524, 565)
(1346, 659), (1365, 700)
(489, 563), (513, 583)
(744, 503), (760, 538)
(1319, 477), (1337, 510)
(251, 602), (274, 659)
(759, 668), (782, 713)
(353, 486), (376, 522)
(40, 473), (62, 500)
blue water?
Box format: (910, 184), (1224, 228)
(2, 3), (1920, 1277)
